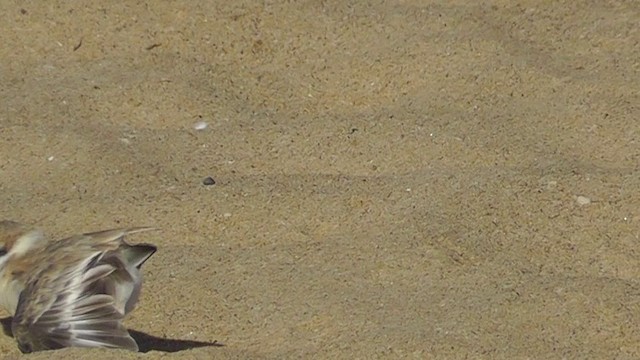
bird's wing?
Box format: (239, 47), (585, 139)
(79, 227), (156, 246)
(75, 228), (157, 315)
(11, 250), (138, 353)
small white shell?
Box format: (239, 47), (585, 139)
(193, 121), (208, 130)
(576, 196), (591, 206)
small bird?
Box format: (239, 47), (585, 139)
(0, 220), (156, 353)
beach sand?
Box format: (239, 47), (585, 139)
(1, 1), (639, 358)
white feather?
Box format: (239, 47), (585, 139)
(9, 230), (45, 257)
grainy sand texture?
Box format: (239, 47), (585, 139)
(1, 1), (639, 359)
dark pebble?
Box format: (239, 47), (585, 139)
(202, 176), (216, 186)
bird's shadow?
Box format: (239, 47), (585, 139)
(0, 317), (222, 353)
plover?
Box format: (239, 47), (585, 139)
(0, 220), (156, 353)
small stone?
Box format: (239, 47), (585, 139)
(576, 196), (591, 206)
(202, 177), (216, 186)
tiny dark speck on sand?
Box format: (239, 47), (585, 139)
(203, 177), (216, 186)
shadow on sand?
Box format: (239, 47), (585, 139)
(1, 317), (222, 353)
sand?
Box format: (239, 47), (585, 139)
(0, 0), (639, 358)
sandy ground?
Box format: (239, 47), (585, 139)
(0, 0), (639, 358)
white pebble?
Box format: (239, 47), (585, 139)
(47, 156), (55, 161)
(193, 121), (208, 130)
(576, 196), (591, 206)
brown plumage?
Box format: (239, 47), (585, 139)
(0, 221), (156, 353)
